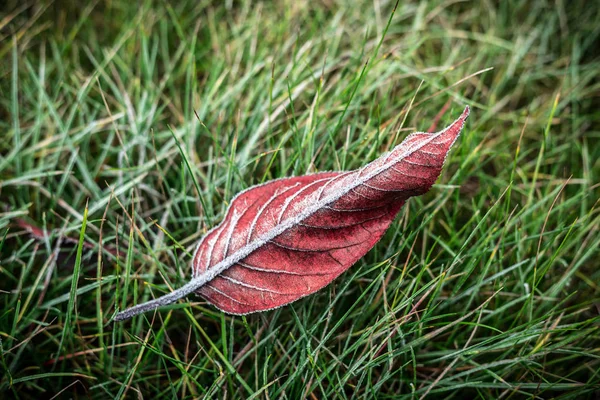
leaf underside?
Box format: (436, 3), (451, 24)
(192, 106), (470, 314)
(115, 106), (469, 321)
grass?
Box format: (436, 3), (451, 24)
(1, 0), (599, 398)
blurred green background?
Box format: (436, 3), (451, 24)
(1, 1), (599, 398)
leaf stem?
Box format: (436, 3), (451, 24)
(114, 276), (208, 321)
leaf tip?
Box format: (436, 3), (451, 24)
(462, 105), (470, 120)
(442, 105), (470, 144)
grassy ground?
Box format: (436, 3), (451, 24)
(1, 0), (599, 398)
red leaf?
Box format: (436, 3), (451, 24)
(115, 106), (469, 321)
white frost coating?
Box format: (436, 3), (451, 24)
(221, 275), (283, 294)
(361, 182), (397, 192)
(277, 178), (330, 223)
(350, 187), (373, 200)
(420, 149), (442, 155)
(222, 210), (241, 258)
(391, 166), (420, 178)
(114, 106), (469, 321)
(206, 284), (246, 304)
(299, 212), (386, 230)
(202, 229), (220, 275)
(246, 184), (298, 245)
(236, 261), (330, 276)
(404, 158), (432, 167)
